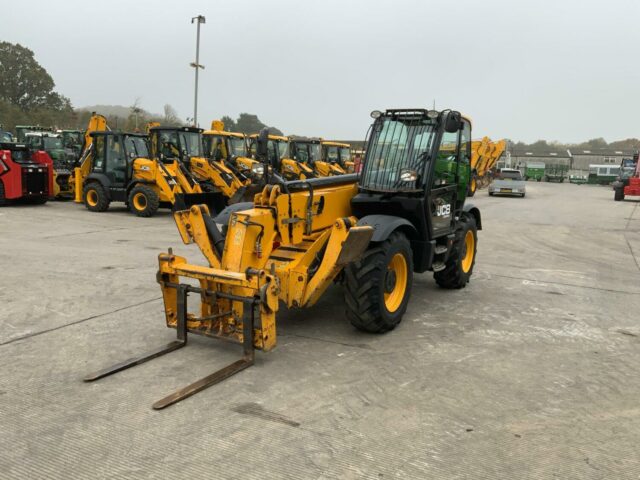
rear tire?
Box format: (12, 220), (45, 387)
(434, 213), (477, 289)
(0, 182), (6, 206)
(488, 191), (494, 196)
(614, 187), (624, 201)
(344, 231), (413, 333)
(83, 182), (110, 212)
(468, 176), (477, 197)
(128, 184), (159, 217)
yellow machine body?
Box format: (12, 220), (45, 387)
(71, 113), (109, 202)
(470, 137), (506, 193)
(248, 134), (314, 180)
(159, 178), (373, 351)
(321, 141), (354, 173)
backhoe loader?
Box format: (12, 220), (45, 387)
(248, 133), (315, 180)
(74, 120), (219, 216)
(85, 108), (482, 409)
(468, 137), (506, 196)
(290, 137), (347, 177)
(322, 140), (354, 173)
(204, 120), (265, 182)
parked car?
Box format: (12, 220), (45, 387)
(489, 168), (526, 197)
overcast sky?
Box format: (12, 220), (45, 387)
(3, 0), (639, 142)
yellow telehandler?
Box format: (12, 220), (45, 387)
(468, 137), (506, 196)
(290, 137), (347, 177)
(203, 120), (265, 182)
(85, 108), (482, 409)
(322, 140), (354, 173)
(248, 133), (316, 180)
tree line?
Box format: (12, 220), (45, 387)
(512, 137), (639, 152)
(0, 41), (282, 136)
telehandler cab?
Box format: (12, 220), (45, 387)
(149, 124), (255, 207)
(248, 133), (315, 180)
(203, 120), (265, 182)
(85, 108), (481, 409)
(322, 140), (354, 173)
(290, 137), (347, 177)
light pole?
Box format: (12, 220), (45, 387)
(190, 15), (206, 127)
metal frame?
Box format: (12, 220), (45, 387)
(84, 283), (255, 410)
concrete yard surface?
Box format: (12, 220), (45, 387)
(1, 183), (640, 479)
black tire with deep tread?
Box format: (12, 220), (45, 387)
(614, 187), (624, 201)
(434, 213), (478, 289)
(0, 182), (6, 206)
(128, 184), (160, 217)
(343, 231), (413, 333)
(83, 182), (110, 212)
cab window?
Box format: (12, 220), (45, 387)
(433, 130), (459, 186)
(326, 146), (339, 163)
(93, 136), (105, 171)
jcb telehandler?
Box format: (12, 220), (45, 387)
(468, 137), (506, 196)
(85, 108), (481, 409)
(203, 120), (265, 182)
(75, 122), (219, 216)
(322, 140), (354, 173)
(290, 136), (347, 177)
(248, 133), (315, 180)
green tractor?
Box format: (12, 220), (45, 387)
(59, 129), (85, 164)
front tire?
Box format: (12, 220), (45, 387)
(344, 231), (413, 333)
(434, 213), (477, 289)
(83, 182), (110, 212)
(128, 184), (159, 217)
(0, 182), (6, 206)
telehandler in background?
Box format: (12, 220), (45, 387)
(468, 137), (506, 196)
(290, 136), (347, 177)
(322, 140), (354, 173)
(85, 108), (482, 409)
(203, 120), (265, 182)
(248, 133), (315, 180)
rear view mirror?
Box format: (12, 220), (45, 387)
(256, 128), (269, 161)
(444, 111), (462, 133)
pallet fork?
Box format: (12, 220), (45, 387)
(84, 283), (256, 410)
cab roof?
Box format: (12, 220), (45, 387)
(203, 130), (245, 138)
(248, 133), (289, 142)
(321, 140), (350, 148)
(149, 126), (203, 134)
(289, 136), (321, 144)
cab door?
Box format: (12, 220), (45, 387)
(428, 128), (461, 238)
(103, 135), (128, 201)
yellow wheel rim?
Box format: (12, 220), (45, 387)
(471, 178), (477, 193)
(86, 189), (98, 207)
(461, 230), (475, 273)
(384, 253), (408, 313)
(133, 192), (147, 211)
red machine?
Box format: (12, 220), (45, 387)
(614, 153), (640, 201)
(0, 142), (53, 205)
